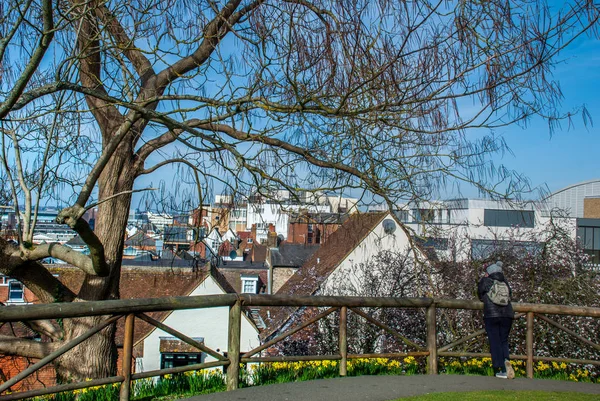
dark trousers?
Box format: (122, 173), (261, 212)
(484, 317), (513, 370)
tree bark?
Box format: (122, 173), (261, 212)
(54, 146), (136, 382)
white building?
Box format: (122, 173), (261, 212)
(381, 198), (577, 261)
(246, 201), (331, 243)
(146, 211), (174, 233)
(135, 272), (260, 374)
(544, 179), (600, 218)
(214, 191), (358, 242)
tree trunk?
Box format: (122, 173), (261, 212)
(54, 147), (136, 382)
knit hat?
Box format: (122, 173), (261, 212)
(486, 261), (503, 275)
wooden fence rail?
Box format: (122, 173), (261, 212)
(0, 295), (598, 401)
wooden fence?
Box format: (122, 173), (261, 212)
(0, 294), (599, 400)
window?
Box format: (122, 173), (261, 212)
(8, 281), (24, 302)
(413, 209), (435, 223)
(394, 210), (409, 222)
(483, 209), (535, 228)
(414, 237), (448, 250)
(241, 276), (259, 294)
(577, 222), (600, 264)
(160, 353), (202, 369)
(471, 239), (541, 260)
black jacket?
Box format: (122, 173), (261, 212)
(478, 272), (515, 319)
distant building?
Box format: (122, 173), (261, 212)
(286, 212), (347, 245)
(545, 180), (600, 265)
(371, 198), (577, 262)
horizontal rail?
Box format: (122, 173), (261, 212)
(0, 376), (124, 401)
(241, 295), (434, 308)
(3, 295), (599, 323)
(0, 294), (240, 322)
(2, 295), (600, 400)
(130, 360), (228, 380)
(348, 352), (430, 359)
(241, 355), (342, 363)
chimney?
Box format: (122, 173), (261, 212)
(251, 224), (257, 242)
(267, 231), (278, 248)
(268, 223), (275, 232)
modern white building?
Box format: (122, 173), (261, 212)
(373, 198), (577, 262)
(544, 180), (600, 265)
(544, 179), (600, 218)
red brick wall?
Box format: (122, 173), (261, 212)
(0, 281), (38, 304)
(287, 223), (341, 245)
(0, 356), (56, 393)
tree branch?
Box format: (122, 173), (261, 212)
(21, 320), (62, 342)
(74, 0), (124, 134)
(152, 0), (257, 90)
(0, 335), (58, 359)
(0, 239), (76, 304)
(0, 0), (54, 119)
(94, 4), (155, 85)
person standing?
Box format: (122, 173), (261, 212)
(478, 261), (515, 379)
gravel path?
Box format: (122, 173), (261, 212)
(181, 375), (600, 401)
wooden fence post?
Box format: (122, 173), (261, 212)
(227, 300), (242, 391)
(119, 314), (135, 401)
(526, 312), (534, 379)
(339, 306), (348, 376)
(426, 303), (438, 374)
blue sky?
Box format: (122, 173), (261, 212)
(133, 33), (600, 208)
(484, 33), (600, 198)
(128, 3), (600, 208)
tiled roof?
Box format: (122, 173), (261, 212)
(237, 231), (251, 240)
(269, 243), (320, 267)
(125, 232), (156, 247)
(65, 235), (87, 247)
(48, 266), (208, 347)
(218, 268), (268, 294)
(259, 212), (387, 340)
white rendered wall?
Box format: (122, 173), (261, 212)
(136, 276), (260, 373)
(321, 214), (416, 294)
(406, 199), (577, 261)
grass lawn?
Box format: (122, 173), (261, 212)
(396, 391), (599, 400)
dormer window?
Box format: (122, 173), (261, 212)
(8, 281), (24, 303)
(241, 275), (259, 294)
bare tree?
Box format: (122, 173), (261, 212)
(0, 0), (598, 381)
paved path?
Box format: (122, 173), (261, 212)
(181, 375), (600, 401)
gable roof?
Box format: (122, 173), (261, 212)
(260, 212), (388, 340)
(50, 265), (209, 347)
(65, 235), (87, 247)
(125, 231), (156, 247)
